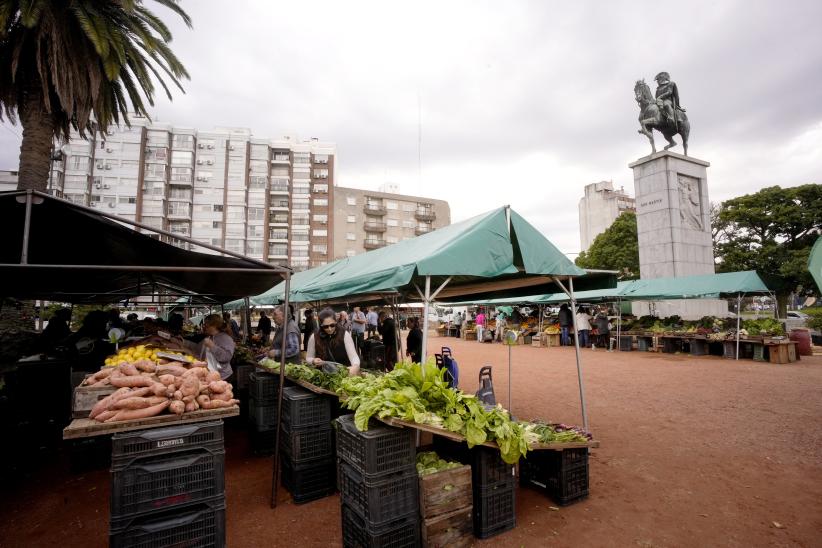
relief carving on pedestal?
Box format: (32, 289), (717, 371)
(678, 175), (702, 230)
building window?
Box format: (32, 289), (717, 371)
(313, 183), (328, 193)
(70, 156), (90, 170)
(118, 196), (137, 204)
(313, 154), (329, 164)
(312, 229), (327, 237)
(402, 203), (415, 212)
(212, 221), (223, 229)
(171, 167), (192, 182)
(347, 215), (356, 223)
(292, 231), (310, 242)
(144, 163), (166, 179)
(313, 198), (328, 207)
(249, 176), (267, 189)
(226, 206), (245, 220)
(386, 201), (398, 210)
(171, 150), (193, 166)
(313, 214), (328, 223)
(172, 134), (194, 149)
(213, 204), (224, 213)
(248, 207), (265, 220)
(293, 151), (310, 164)
(346, 249), (356, 257)
(247, 225), (264, 238)
(292, 213), (310, 225)
(246, 240), (263, 255)
(269, 229), (288, 240)
(224, 238), (243, 253)
(346, 196), (356, 206)
(386, 218), (399, 227)
(291, 247), (309, 258)
(292, 182), (310, 194)
(312, 168), (328, 179)
(402, 220), (415, 228)
(292, 198), (310, 210)
(346, 232), (356, 241)
(269, 243), (288, 256)
(312, 244), (328, 254)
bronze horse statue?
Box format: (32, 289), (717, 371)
(634, 79), (689, 156)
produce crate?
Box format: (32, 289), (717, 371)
(69, 436), (111, 473)
(249, 371), (280, 405)
(341, 503), (420, 548)
(722, 340), (737, 359)
(281, 456), (336, 504)
(531, 336), (544, 348)
(72, 383), (117, 419)
(419, 464), (472, 519)
(545, 333), (561, 347)
(471, 446), (516, 490)
(112, 421), (224, 465)
(423, 505), (473, 548)
(473, 483), (516, 539)
(248, 398), (278, 431)
(519, 448), (589, 506)
(339, 461), (418, 527)
(109, 496), (225, 548)
(111, 447), (225, 518)
(637, 335), (654, 352)
(619, 335), (634, 351)
(280, 423), (334, 464)
(334, 414), (416, 479)
(690, 338), (708, 356)
(249, 427), (276, 456)
(233, 364), (254, 391)
(281, 386), (333, 429)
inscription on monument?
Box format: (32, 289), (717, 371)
(636, 191), (669, 214)
(677, 174), (702, 230)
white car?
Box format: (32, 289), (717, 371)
(785, 311), (808, 331)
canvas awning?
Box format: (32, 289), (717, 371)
(809, 236), (822, 293)
(617, 270), (769, 300)
(0, 191), (288, 303)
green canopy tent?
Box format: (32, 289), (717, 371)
(809, 236), (822, 294)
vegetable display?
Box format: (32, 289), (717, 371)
(258, 359), (351, 392)
(104, 344), (199, 367)
(416, 451), (462, 476)
(522, 421), (591, 444)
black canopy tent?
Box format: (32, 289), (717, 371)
(0, 191), (290, 304)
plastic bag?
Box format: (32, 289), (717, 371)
(205, 348), (222, 373)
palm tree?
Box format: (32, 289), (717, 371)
(0, 0), (191, 191)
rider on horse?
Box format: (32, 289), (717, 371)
(654, 72), (685, 127)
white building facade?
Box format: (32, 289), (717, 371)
(578, 181), (636, 252)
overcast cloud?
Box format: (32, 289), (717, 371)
(2, 0), (820, 255)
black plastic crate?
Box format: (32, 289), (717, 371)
(248, 398), (278, 430)
(519, 449), (589, 506)
(280, 423), (334, 463)
(473, 483), (516, 539)
(110, 495), (225, 548)
(249, 371), (280, 405)
(112, 421), (224, 464)
(249, 428), (276, 456)
(281, 386), (332, 429)
(69, 436), (111, 473)
(471, 446), (517, 489)
(334, 414), (415, 479)
(339, 461), (418, 527)
(233, 364), (254, 391)
(281, 455), (336, 504)
(341, 503), (420, 548)
(111, 447), (225, 518)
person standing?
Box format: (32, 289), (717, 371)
(558, 304), (573, 346)
(378, 310), (398, 370)
(270, 305), (302, 364)
(454, 311), (463, 338)
(475, 309), (486, 342)
(40, 308), (72, 352)
(350, 306), (367, 354)
(594, 308), (611, 350)
(305, 308), (360, 375)
(494, 310), (507, 342)
(302, 309), (317, 352)
(182, 314), (235, 381)
(257, 310), (272, 345)
(338, 310), (352, 332)
(366, 307), (379, 338)
(405, 316), (423, 363)
(575, 307), (592, 348)
(222, 312), (241, 341)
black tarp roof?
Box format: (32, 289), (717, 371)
(0, 191), (288, 303)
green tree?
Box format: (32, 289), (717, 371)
(575, 212), (640, 279)
(0, 0), (191, 191)
(714, 184), (822, 317)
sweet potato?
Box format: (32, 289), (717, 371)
(211, 391), (235, 402)
(192, 361), (208, 368)
(180, 376), (200, 398)
(152, 383), (168, 397)
(208, 381), (230, 394)
(157, 365), (187, 377)
(113, 397), (154, 410)
(173, 390), (183, 400)
(89, 387), (130, 418)
(169, 400), (185, 415)
(200, 399), (239, 409)
(106, 400), (170, 422)
(196, 394), (210, 407)
(94, 410), (117, 422)
(182, 395), (195, 404)
(206, 371), (221, 383)
(184, 401), (199, 413)
(183, 366), (207, 378)
(158, 374), (176, 386)
(135, 360), (156, 373)
(120, 363), (139, 376)
(110, 375), (155, 388)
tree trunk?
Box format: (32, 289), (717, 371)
(776, 292), (789, 319)
(17, 85), (56, 191)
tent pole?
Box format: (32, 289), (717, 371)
(556, 277), (589, 432)
(617, 298), (621, 351)
(21, 190), (33, 264)
(736, 293), (742, 360)
(271, 272), (292, 509)
(244, 297), (251, 344)
(421, 276), (431, 363)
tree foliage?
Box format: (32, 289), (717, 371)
(0, 0), (191, 190)
(575, 212), (640, 279)
(714, 184), (822, 313)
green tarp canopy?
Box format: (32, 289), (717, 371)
(618, 270), (769, 300)
(810, 236), (822, 293)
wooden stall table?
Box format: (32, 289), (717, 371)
(766, 341), (800, 364)
(636, 334), (654, 352)
(662, 336), (684, 354)
(689, 336), (708, 356)
(63, 406), (239, 439)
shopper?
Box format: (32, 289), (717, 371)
(338, 310), (352, 332)
(558, 304), (573, 346)
(270, 305), (302, 364)
(257, 310), (272, 344)
(475, 309), (486, 342)
(378, 310), (399, 370)
(454, 311), (463, 338)
(406, 316), (423, 363)
(366, 307), (379, 338)
(183, 314), (235, 380)
(350, 306), (367, 354)
(494, 310), (507, 342)
(40, 307), (72, 352)
(305, 308), (360, 374)
(222, 312), (241, 341)
(594, 309), (611, 350)
(576, 306), (592, 348)
(302, 309), (318, 352)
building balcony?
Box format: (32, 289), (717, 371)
(363, 221), (387, 232)
(363, 239), (386, 250)
(363, 203), (386, 215)
(167, 211), (191, 221)
(415, 209), (436, 221)
(415, 226), (433, 236)
(271, 155), (291, 164)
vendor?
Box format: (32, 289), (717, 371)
(306, 308), (360, 375)
(269, 305), (301, 364)
(182, 314), (235, 380)
(39, 307), (72, 352)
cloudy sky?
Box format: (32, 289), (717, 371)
(2, 0), (820, 256)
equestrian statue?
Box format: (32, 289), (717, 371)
(634, 72), (690, 156)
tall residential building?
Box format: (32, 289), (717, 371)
(333, 186), (450, 259)
(47, 116), (335, 270)
(578, 181), (636, 252)
(0, 169), (18, 191)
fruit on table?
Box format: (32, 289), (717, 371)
(104, 346), (194, 366)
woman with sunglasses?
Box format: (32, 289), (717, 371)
(305, 308), (360, 375)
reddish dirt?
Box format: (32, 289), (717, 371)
(1, 335), (820, 547)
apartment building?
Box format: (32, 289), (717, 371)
(47, 116), (335, 270)
(332, 186), (450, 259)
(578, 180), (636, 252)
(0, 169), (18, 191)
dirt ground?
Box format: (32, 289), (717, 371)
(1, 335), (820, 547)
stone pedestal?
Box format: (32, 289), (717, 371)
(629, 151), (728, 320)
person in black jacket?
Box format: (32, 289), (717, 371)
(302, 309), (318, 352)
(406, 316), (423, 363)
(558, 303), (573, 346)
(257, 310), (272, 344)
(378, 310), (398, 370)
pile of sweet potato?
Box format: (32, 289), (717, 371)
(87, 361), (238, 423)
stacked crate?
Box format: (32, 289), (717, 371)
(418, 460), (473, 547)
(248, 372), (280, 455)
(335, 414), (420, 547)
(519, 447), (589, 506)
(279, 386), (336, 503)
(109, 421), (226, 547)
(232, 363), (254, 419)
